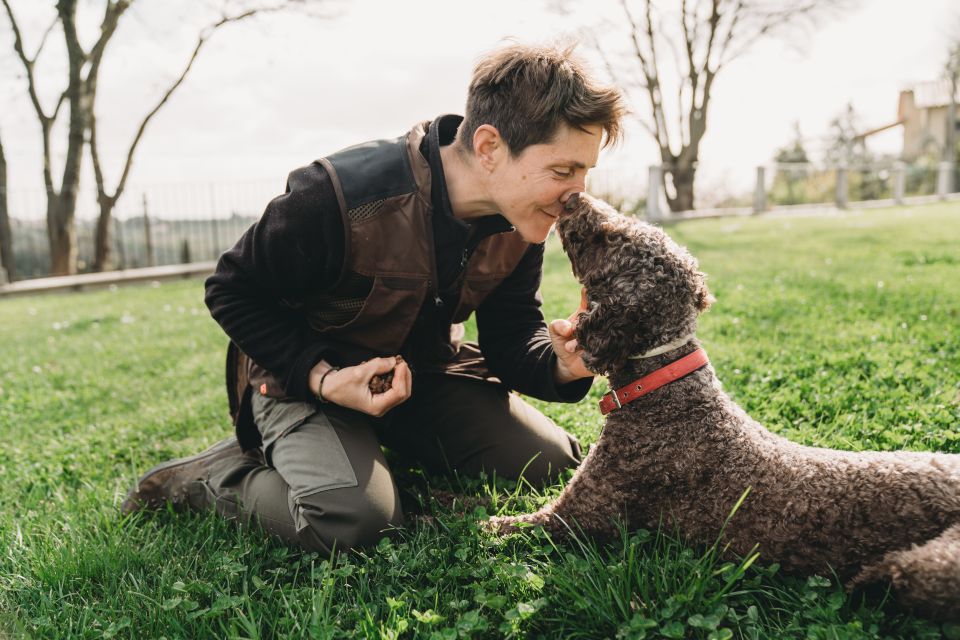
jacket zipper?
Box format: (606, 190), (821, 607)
(423, 208), (443, 307)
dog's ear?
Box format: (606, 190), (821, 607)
(694, 275), (715, 312)
(574, 291), (645, 376)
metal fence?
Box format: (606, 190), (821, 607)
(2, 180), (279, 281)
(763, 162), (950, 206)
(2, 161), (957, 282)
(645, 161), (960, 220)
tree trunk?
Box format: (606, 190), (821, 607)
(93, 197), (115, 271)
(664, 160), (696, 213)
(50, 178), (81, 275)
(0, 129), (14, 280)
(44, 0), (85, 276)
(47, 194), (76, 275)
(46, 180), (82, 276)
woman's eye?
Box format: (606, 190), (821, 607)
(553, 169), (573, 178)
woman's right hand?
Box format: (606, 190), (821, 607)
(309, 357), (411, 417)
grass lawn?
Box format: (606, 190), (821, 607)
(1, 202), (958, 639)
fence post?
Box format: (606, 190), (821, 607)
(937, 161), (954, 199)
(647, 165), (663, 221)
(142, 193), (155, 268)
(835, 164), (848, 210)
(209, 185), (222, 260)
(753, 166), (766, 214)
(893, 161), (905, 205)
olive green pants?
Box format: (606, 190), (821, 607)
(200, 375), (582, 554)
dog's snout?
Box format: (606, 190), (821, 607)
(563, 193), (581, 213)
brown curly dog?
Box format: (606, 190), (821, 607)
(488, 193), (960, 620)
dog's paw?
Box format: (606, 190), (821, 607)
(485, 515), (521, 535)
(485, 513), (547, 536)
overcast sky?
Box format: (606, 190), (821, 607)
(1, 0), (957, 217)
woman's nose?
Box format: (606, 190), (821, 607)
(561, 184), (583, 204)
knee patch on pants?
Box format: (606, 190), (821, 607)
(292, 488), (404, 554)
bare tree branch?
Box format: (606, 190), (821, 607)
(679, 0), (697, 148)
(621, 0), (673, 159)
(89, 106), (108, 204)
(698, 0), (721, 91)
(586, 30), (657, 142)
(86, 0), (132, 76)
(680, 0), (722, 157)
(619, 0), (652, 80)
(51, 90), (68, 122)
(33, 15), (58, 61)
(85, 0), (132, 207)
(89, 2), (302, 270)
(643, 0), (674, 159)
(1, 0), (49, 120)
(106, 6), (278, 204)
(1, 0), (60, 193)
(57, 0), (87, 198)
(719, 0), (823, 66)
(582, 0), (836, 212)
(714, 0), (745, 69)
(588, 30), (631, 86)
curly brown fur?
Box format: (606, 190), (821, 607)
(487, 193), (960, 621)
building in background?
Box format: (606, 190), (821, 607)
(898, 79), (960, 161)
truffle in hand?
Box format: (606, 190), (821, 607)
(368, 355), (407, 394)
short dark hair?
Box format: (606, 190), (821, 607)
(457, 41), (627, 156)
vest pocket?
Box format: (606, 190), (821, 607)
(306, 275), (428, 355)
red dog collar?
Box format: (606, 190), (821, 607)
(598, 348), (709, 415)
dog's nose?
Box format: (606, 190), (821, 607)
(563, 193), (581, 213)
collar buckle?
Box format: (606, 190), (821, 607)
(610, 388), (623, 410)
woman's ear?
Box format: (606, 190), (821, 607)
(472, 124), (505, 173)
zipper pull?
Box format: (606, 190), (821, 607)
(428, 280), (443, 307)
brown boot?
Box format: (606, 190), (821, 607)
(121, 436), (242, 516)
